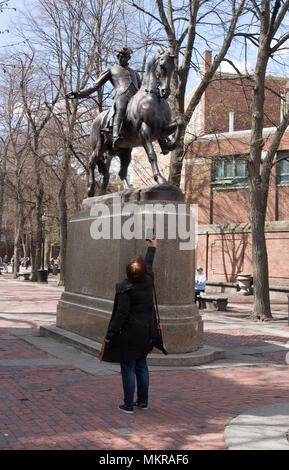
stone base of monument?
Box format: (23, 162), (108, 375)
(51, 184), (222, 366)
(40, 324), (225, 367)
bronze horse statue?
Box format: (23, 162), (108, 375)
(88, 46), (185, 196)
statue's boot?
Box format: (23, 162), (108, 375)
(112, 113), (124, 150)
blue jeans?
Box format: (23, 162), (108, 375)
(120, 356), (149, 408)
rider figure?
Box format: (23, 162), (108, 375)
(66, 47), (141, 150)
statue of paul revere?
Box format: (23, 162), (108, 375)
(66, 46), (141, 150)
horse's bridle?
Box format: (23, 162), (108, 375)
(145, 88), (160, 96)
(145, 57), (162, 97)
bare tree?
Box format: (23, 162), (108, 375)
(0, 136), (8, 248)
(23, 0), (123, 285)
(239, 0), (289, 320)
(0, 60), (31, 276)
(132, 1), (289, 321)
(18, 52), (60, 281)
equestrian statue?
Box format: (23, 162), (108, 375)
(66, 46), (185, 196)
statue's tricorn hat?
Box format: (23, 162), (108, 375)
(115, 46), (133, 57)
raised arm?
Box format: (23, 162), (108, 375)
(66, 68), (111, 99)
(145, 236), (157, 277)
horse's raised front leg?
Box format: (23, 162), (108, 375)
(158, 116), (185, 154)
(140, 122), (167, 185)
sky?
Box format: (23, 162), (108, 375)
(1, 0), (288, 180)
(0, 0), (26, 48)
(0, 0), (289, 95)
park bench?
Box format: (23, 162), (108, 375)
(196, 294), (228, 311)
(17, 272), (31, 281)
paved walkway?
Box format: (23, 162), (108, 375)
(0, 275), (288, 450)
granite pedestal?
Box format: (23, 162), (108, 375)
(55, 185), (204, 364)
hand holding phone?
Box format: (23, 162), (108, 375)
(146, 228), (154, 241)
(146, 228), (157, 247)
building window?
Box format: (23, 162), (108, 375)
(276, 150), (289, 185)
(211, 155), (248, 187)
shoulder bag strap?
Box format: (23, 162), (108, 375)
(152, 283), (161, 324)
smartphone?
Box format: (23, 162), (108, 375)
(146, 227), (154, 241)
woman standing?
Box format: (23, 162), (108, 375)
(102, 236), (157, 414)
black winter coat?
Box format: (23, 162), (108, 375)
(102, 246), (157, 364)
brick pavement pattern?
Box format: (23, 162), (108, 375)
(0, 277), (288, 450)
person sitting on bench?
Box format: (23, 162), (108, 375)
(195, 267), (207, 303)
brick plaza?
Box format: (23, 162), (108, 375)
(0, 275), (288, 450)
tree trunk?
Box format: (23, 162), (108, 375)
(31, 195), (44, 281)
(29, 232), (36, 278)
(58, 151), (69, 286)
(31, 137), (44, 282)
(45, 236), (51, 268)
(249, 185), (272, 320)
(13, 204), (23, 278)
(168, 135), (185, 187)
(0, 167), (5, 241)
(247, 7), (273, 320)
(58, 185), (67, 286)
(22, 233), (30, 259)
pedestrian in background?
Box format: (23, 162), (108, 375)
(24, 257), (30, 270)
(3, 255), (9, 273)
(195, 267), (207, 302)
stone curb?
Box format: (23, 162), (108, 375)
(40, 324), (226, 367)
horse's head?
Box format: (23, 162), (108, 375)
(155, 46), (177, 99)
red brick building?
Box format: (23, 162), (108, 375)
(132, 50), (289, 289)
(185, 51), (289, 288)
